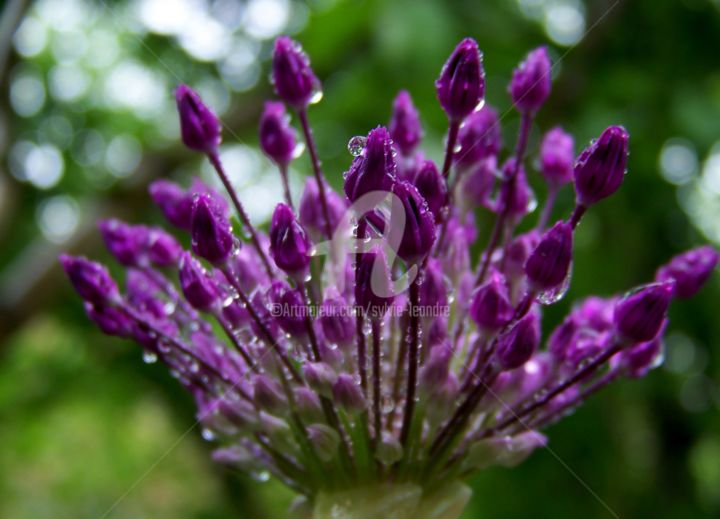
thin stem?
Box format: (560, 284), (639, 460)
(355, 218), (368, 395)
(387, 311), (408, 432)
(537, 184), (558, 231)
(278, 162), (294, 209)
(371, 318), (382, 445)
(442, 120), (460, 179)
(297, 109), (333, 240)
(569, 203), (587, 229)
(475, 112), (534, 287)
(207, 151), (274, 279)
(214, 313), (257, 370)
(399, 278), (420, 446)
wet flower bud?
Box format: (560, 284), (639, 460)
(178, 252), (219, 311)
(622, 322), (666, 378)
(260, 412), (295, 451)
(294, 387), (324, 422)
(272, 36), (320, 109)
(412, 160), (447, 220)
(375, 433), (403, 465)
(436, 38), (485, 121)
(147, 228), (182, 267)
(98, 219), (146, 267)
(497, 158), (534, 219)
(504, 230), (541, 280)
(332, 374), (366, 412)
(355, 247), (395, 318)
(259, 101), (296, 166)
(655, 246), (719, 299)
(574, 125), (629, 206)
(540, 127), (574, 187)
(459, 157), (497, 208)
(547, 316), (577, 363)
(84, 302), (132, 337)
(60, 255), (119, 306)
(299, 177), (347, 239)
(307, 424), (340, 462)
(191, 194), (234, 265)
(175, 84), (221, 152)
(470, 270), (514, 331)
(319, 296), (355, 347)
(509, 47), (552, 114)
(267, 280), (307, 335)
(454, 106), (501, 169)
(343, 126), (397, 203)
(524, 221), (573, 290)
(303, 362), (337, 398)
(467, 431), (547, 469)
(392, 181), (436, 264)
(389, 90), (423, 156)
(614, 281), (674, 343)
(149, 180), (194, 230)
(269, 203), (312, 276)
(496, 311), (541, 371)
(253, 375), (287, 414)
(419, 258), (448, 311)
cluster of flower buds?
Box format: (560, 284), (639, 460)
(62, 35), (718, 505)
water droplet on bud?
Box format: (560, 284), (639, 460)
(348, 136), (367, 157)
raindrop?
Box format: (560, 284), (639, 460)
(537, 263), (573, 305)
(142, 351), (158, 364)
(251, 470), (271, 482)
(309, 85), (323, 105)
(201, 427), (217, 441)
(292, 141), (306, 159)
(348, 136), (367, 157)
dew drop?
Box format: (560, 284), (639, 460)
(348, 136), (367, 157)
(251, 470), (271, 482)
(201, 427), (216, 441)
(292, 141), (306, 159)
(537, 262), (573, 305)
(142, 351), (158, 364)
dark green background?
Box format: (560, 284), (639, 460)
(1, 0), (719, 517)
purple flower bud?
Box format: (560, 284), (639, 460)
(547, 316), (577, 362)
(267, 280), (307, 335)
(253, 375), (287, 413)
(303, 362), (337, 398)
(459, 156), (497, 208)
(574, 296), (615, 332)
(175, 84), (221, 152)
(504, 230), (541, 279)
(454, 106), (501, 169)
(191, 194), (234, 265)
(343, 126), (396, 203)
(355, 247), (394, 318)
(269, 203), (312, 276)
(271, 36), (320, 109)
(524, 221), (573, 290)
(294, 386), (324, 422)
(259, 101), (296, 165)
(564, 331), (609, 368)
(509, 47), (552, 114)
(147, 228), (182, 267)
(179, 252), (219, 311)
(84, 302), (132, 337)
(655, 246), (719, 299)
(307, 424), (340, 462)
(496, 311), (541, 371)
(228, 245), (267, 294)
(412, 160), (447, 220)
(332, 373), (366, 412)
(574, 125), (629, 206)
(436, 38), (485, 121)
(497, 158), (534, 219)
(126, 269), (165, 319)
(470, 270), (514, 331)
(98, 219), (146, 266)
(299, 177), (347, 239)
(149, 180), (194, 230)
(419, 258), (448, 311)
(622, 322), (666, 378)
(540, 127), (574, 186)
(389, 90), (423, 155)
(60, 255), (119, 306)
(392, 181), (436, 263)
(614, 281), (674, 344)
(420, 345), (452, 390)
(319, 296), (355, 347)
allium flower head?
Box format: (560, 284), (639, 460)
(61, 35), (716, 515)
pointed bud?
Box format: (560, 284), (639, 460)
(60, 255), (119, 306)
(392, 181), (436, 263)
(389, 90), (423, 156)
(547, 316), (577, 363)
(307, 424), (340, 462)
(496, 311), (541, 370)
(299, 177), (347, 239)
(267, 280), (307, 335)
(524, 221), (573, 290)
(175, 84), (221, 152)
(84, 302), (132, 337)
(504, 230), (541, 279)
(655, 246), (719, 299)
(271, 36), (320, 109)
(269, 203), (312, 276)
(259, 101), (296, 166)
(412, 160), (447, 219)
(260, 412), (294, 451)
(574, 125), (629, 206)
(147, 228), (182, 267)
(191, 194), (233, 265)
(614, 281), (674, 344)
(343, 126), (396, 203)
(303, 362), (337, 398)
(355, 247), (395, 318)
(294, 387), (324, 422)
(459, 156), (497, 208)
(332, 374), (366, 412)
(253, 375), (287, 414)
(375, 433), (403, 465)
(319, 296), (355, 347)
(419, 258), (448, 310)
(540, 127), (574, 186)
(436, 38), (485, 121)
(467, 431), (547, 469)
(469, 270), (514, 331)
(149, 180), (194, 230)
(509, 47), (552, 114)
(178, 252), (219, 311)
(454, 106), (501, 169)
(497, 158), (534, 219)
(98, 219), (148, 267)
(622, 321), (667, 378)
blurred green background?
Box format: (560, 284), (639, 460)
(1, 0), (719, 517)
